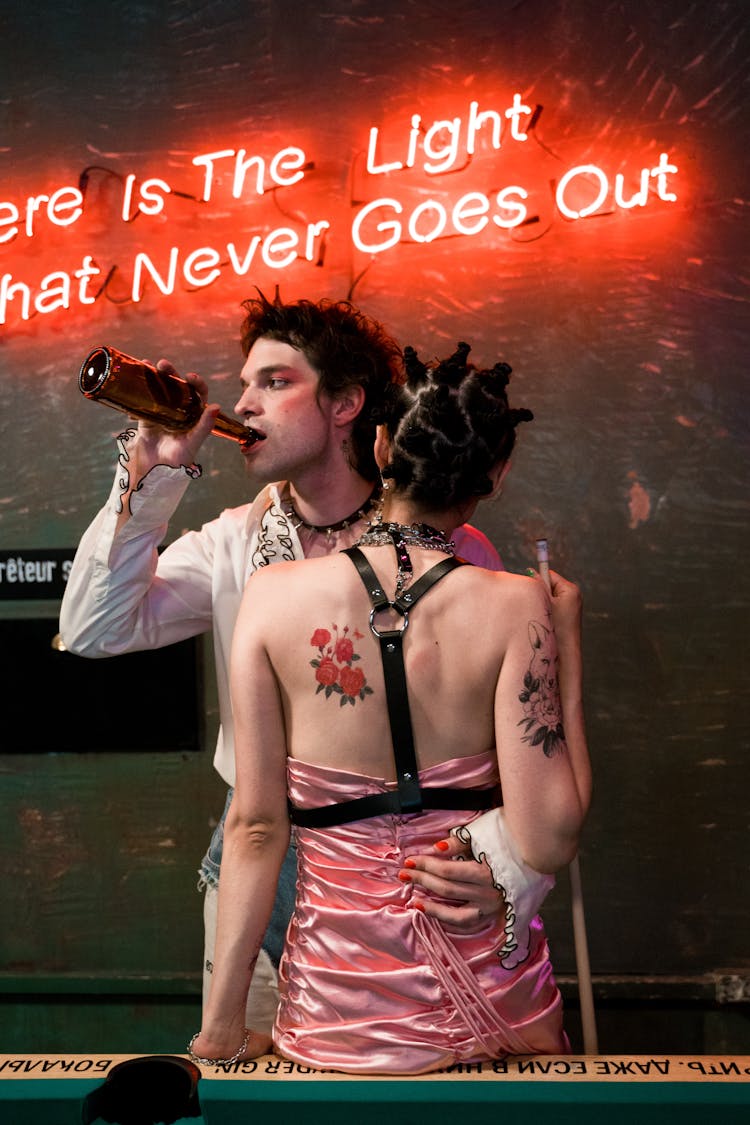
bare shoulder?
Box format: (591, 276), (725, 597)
(467, 565), (546, 603)
(244, 553), (348, 602)
(460, 567), (550, 630)
(246, 558), (306, 590)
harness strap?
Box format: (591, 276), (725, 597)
(290, 784), (502, 829)
(346, 547), (466, 813)
(288, 546), (502, 828)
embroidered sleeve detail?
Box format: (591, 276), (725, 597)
(452, 808), (555, 970)
(114, 430), (137, 514)
(251, 500), (297, 569)
(114, 430), (202, 515)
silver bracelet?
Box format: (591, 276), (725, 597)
(187, 1028), (251, 1066)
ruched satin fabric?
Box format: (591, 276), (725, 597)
(274, 751), (568, 1074)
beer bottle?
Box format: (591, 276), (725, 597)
(78, 345), (255, 443)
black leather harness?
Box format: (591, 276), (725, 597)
(289, 546), (502, 829)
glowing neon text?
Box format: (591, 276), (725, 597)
(0, 186), (84, 243)
(0, 96), (680, 329)
(366, 95), (534, 176)
(352, 154), (678, 251)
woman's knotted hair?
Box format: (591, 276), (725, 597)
(372, 341), (533, 508)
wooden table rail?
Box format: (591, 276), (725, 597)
(1, 1053), (748, 1124)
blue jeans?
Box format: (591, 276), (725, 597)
(199, 788), (297, 968)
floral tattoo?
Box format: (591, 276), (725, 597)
(518, 619), (566, 757)
(310, 625), (374, 707)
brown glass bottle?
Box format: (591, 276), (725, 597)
(78, 345), (254, 443)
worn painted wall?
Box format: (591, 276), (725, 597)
(1, 0), (748, 1048)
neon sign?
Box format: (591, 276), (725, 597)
(0, 95), (679, 328)
(365, 94), (534, 175)
(352, 152), (678, 252)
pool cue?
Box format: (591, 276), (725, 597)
(535, 538), (599, 1054)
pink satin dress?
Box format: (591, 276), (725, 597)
(274, 750), (568, 1074)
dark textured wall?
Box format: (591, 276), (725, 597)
(1, 0), (748, 1048)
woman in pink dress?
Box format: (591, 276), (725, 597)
(189, 342), (591, 1074)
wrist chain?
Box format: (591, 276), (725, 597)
(187, 1028), (251, 1066)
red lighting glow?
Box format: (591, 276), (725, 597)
(0, 93), (680, 331)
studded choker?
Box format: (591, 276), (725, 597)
(283, 486), (381, 537)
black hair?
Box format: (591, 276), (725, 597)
(240, 290), (403, 480)
(375, 341), (533, 509)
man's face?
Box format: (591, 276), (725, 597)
(234, 337), (339, 485)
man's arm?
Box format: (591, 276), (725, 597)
(59, 434), (216, 655)
(110, 362), (219, 534)
(59, 363), (221, 657)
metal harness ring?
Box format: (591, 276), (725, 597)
(369, 605), (409, 639)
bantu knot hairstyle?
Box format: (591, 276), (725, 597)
(372, 341), (533, 509)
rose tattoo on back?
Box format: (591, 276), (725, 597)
(310, 624), (374, 706)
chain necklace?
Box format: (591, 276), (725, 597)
(283, 486), (381, 541)
(354, 519), (455, 595)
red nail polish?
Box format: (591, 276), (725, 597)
(413, 901), (425, 912)
(435, 840), (450, 852)
(403, 858), (416, 869)
(398, 871), (412, 883)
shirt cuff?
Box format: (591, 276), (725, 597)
(111, 429), (202, 531)
(452, 808), (555, 969)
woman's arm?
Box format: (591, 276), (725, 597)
(546, 568), (592, 814)
(494, 579), (587, 874)
(191, 573), (290, 1061)
(399, 568), (591, 925)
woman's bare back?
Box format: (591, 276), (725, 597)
(254, 549), (535, 781)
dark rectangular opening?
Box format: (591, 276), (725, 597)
(4, 618), (203, 753)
